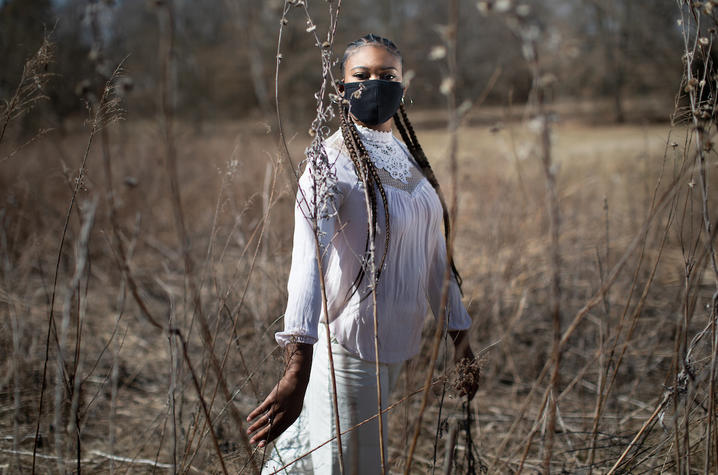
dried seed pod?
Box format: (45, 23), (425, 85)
(685, 77), (700, 92)
(495, 0), (512, 13)
(440, 77), (454, 95)
(428, 45), (446, 61)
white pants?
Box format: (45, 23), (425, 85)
(263, 326), (403, 474)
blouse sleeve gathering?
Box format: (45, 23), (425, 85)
(427, 233), (472, 332)
(275, 158), (343, 347)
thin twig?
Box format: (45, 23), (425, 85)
(405, 2), (460, 471)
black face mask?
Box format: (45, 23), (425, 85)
(342, 79), (404, 126)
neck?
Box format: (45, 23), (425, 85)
(352, 115), (393, 132)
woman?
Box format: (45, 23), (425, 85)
(247, 34), (478, 474)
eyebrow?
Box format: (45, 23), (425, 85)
(350, 66), (399, 71)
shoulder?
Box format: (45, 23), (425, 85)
(321, 129), (357, 179)
(322, 129), (351, 169)
(297, 130), (358, 192)
(323, 129), (346, 155)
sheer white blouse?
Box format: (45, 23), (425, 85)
(276, 124), (472, 363)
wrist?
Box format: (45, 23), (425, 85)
(283, 343), (313, 382)
(449, 330), (474, 362)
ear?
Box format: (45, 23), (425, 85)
(337, 80), (345, 94)
(402, 82), (409, 101)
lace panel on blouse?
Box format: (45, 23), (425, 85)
(352, 124), (425, 194)
(374, 162), (425, 194)
(362, 140), (411, 183)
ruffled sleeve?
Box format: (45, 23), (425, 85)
(426, 232), (472, 332)
(275, 150), (345, 347)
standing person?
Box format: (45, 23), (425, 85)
(247, 34), (478, 474)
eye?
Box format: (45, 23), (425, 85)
(381, 73), (397, 80)
(352, 72), (369, 80)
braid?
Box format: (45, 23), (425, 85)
(394, 104), (463, 290)
(346, 115), (392, 282)
(338, 106), (370, 294)
(338, 105), (391, 299)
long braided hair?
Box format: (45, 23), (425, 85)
(338, 103), (391, 296)
(339, 34), (463, 298)
(393, 103), (463, 289)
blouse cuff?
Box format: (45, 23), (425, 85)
(446, 283), (473, 331)
(447, 307), (472, 331)
(275, 330), (318, 347)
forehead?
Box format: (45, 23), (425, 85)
(344, 45), (402, 70)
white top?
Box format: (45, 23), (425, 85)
(276, 124), (472, 363)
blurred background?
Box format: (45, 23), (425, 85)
(1, 0), (681, 129)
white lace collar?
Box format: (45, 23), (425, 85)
(355, 123), (394, 143)
(355, 124), (411, 184)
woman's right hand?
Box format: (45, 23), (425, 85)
(246, 343), (313, 447)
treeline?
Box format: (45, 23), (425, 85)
(0, 0), (682, 127)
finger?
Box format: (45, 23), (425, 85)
(247, 397), (273, 422)
(249, 424), (271, 445)
(249, 413), (286, 446)
(247, 412), (273, 435)
(263, 414), (288, 445)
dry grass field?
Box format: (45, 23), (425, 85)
(6, 0), (715, 472)
(2, 105), (715, 473)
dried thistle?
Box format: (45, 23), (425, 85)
(86, 62), (128, 133)
(0, 35), (55, 145)
(451, 356), (482, 398)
